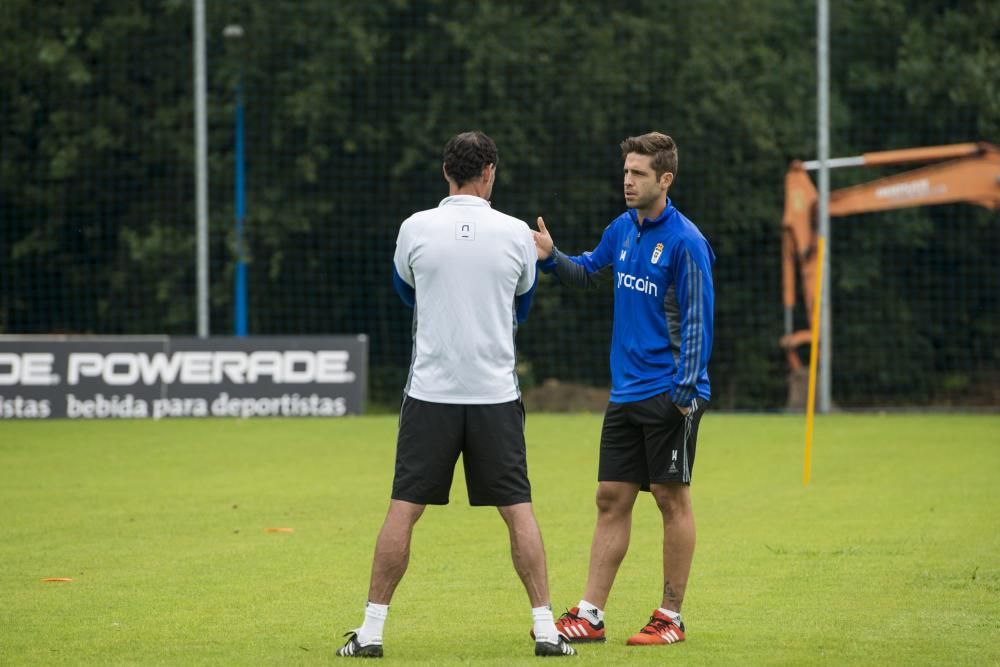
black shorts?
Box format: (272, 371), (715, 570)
(598, 393), (708, 489)
(391, 395), (532, 507)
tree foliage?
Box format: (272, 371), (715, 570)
(1, 0), (996, 407)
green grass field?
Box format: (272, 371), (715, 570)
(1, 413), (998, 665)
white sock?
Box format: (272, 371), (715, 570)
(658, 607), (682, 623)
(357, 601), (388, 645)
(532, 605), (559, 644)
(578, 600), (604, 624)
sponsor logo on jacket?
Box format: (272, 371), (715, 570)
(616, 272), (658, 297)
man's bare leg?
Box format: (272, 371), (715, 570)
(498, 502), (550, 606)
(582, 481), (640, 608)
(337, 500), (426, 657)
(367, 499), (426, 604)
(650, 482), (695, 613)
(498, 503), (576, 655)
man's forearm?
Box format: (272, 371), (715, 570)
(543, 248), (609, 289)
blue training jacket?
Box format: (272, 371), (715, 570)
(539, 198), (715, 405)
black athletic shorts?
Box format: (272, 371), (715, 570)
(391, 395), (532, 507)
(598, 393), (708, 489)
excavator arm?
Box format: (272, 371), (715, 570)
(780, 142), (1000, 375)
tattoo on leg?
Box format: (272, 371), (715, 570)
(663, 580), (682, 606)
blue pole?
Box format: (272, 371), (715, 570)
(234, 77), (248, 336)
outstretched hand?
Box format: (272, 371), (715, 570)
(532, 216), (554, 261)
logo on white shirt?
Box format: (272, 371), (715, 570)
(455, 221), (475, 240)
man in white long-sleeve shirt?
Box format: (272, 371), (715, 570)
(336, 131), (575, 660)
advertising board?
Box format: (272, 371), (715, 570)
(0, 336), (367, 419)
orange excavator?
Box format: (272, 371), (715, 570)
(780, 142), (1000, 407)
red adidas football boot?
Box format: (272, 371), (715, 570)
(625, 609), (685, 646)
(545, 607), (606, 643)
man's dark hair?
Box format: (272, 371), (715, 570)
(443, 131), (498, 186)
(620, 132), (678, 180)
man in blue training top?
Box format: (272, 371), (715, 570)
(532, 132), (715, 647)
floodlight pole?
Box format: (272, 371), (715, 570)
(193, 0), (210, 338)
(224, 24), (248, 337)
(817, 0), (832, 413)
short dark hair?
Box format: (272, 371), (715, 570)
(620, 132), (678, 179)
(443, 131), (498, 186)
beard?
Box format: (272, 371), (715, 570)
(628, 190), (659, 211)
